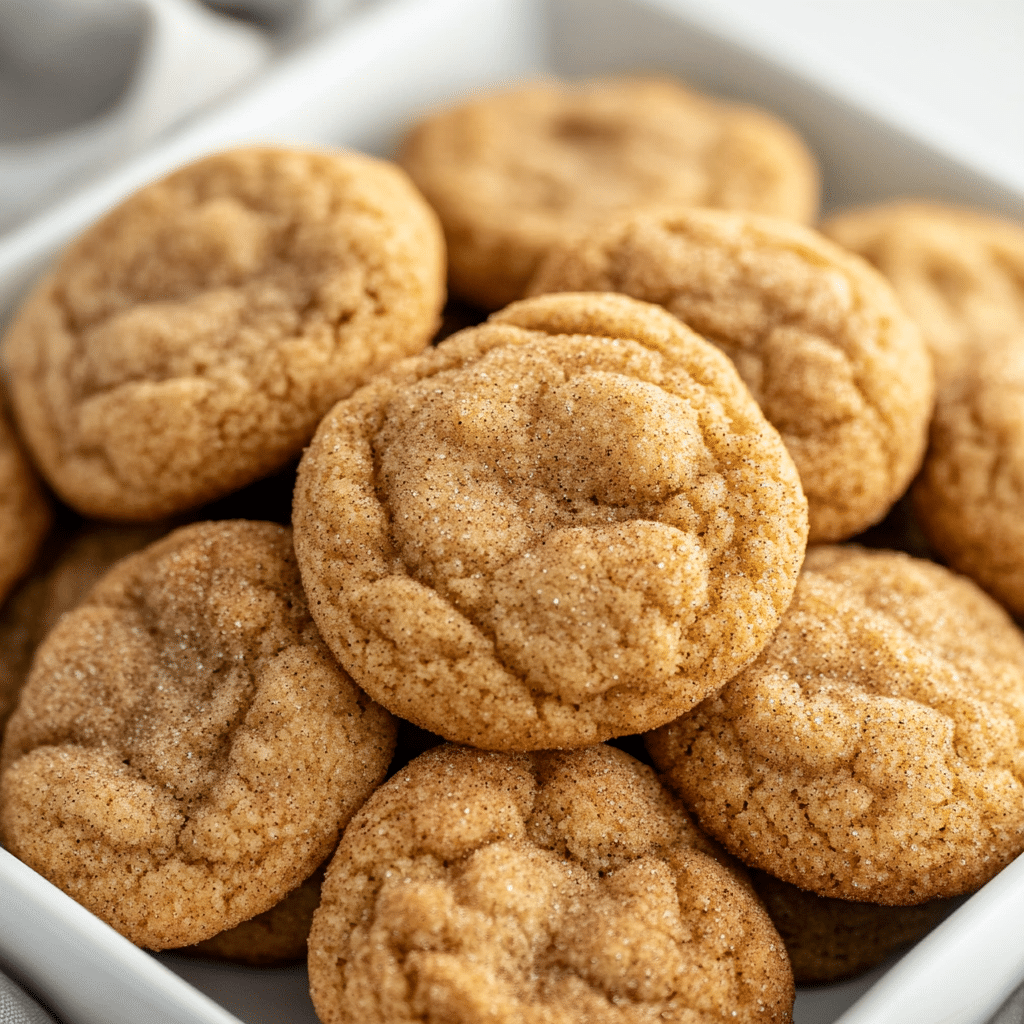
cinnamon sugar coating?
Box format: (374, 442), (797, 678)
(293, 292), (808, 750)
(2, 147), (445, 521)
(401, 77), (819, 309)
(529, 207), (933, 542)
(309, 744), (794, 1024)
(647, 546), (1024, 905)
(0, 409), (51, 605)
(0, 520), (396, 949)
(0, 520), (165, 738)
(186, 862), (326, 966)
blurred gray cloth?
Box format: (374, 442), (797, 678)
(0, 971), (56, 1024)
(992, 980), (1024, 1023)
(0, 0), (353, 236)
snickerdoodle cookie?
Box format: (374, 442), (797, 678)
(0, 520), (396, 949)
(186, 862), (326, 966)
(749, 870), (951, 983)
(647, 545), (1024, 906)
(308, 743), (794, 1024)
(529, 207), (933, 541)
(2, 147), (445, 522)
(0, 409), (51, 605)
(822, 202), (1024, 384)
(293, 292), (808, 750)
(912, 335), (1024, 617)
(0, 520), (165, 738)
(823, 204), (1024, 612)
(401, 77), (819, 309)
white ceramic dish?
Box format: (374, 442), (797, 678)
(1, 1), (1023, 1022)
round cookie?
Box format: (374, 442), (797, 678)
(749, 870), (951, 984)
(308, 743), (794, 1024)
(293, 292), (809, 750)
(529, 206), (933, 542)
(911, 335), (1024, 617)
(0, 408), (51, 605)
(821, 201), (1024, 384)
(185, 862), (327, 966)
(646, 545), (1024, 906)
(400, 77), (819, 309)
(2, 147), (446, 521)
(0, 520), (165, 738)
(0, 520), (397, 949)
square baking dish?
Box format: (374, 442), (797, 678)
(1, 1), (1023, 1022)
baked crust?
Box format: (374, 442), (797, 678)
(648, 545), (1024, 905)
(0, 520), (397, 949)
(309, 744), (794, 1024)
(529, 207), (933, 542)
(2, 147), (445, 521)
(402, 77), (818, 309)
(293, 292), (808, 750)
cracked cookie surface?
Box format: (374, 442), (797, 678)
(821, 202), (1024, 385)
(2, 147), (445, 521)
(400, 77), (819, 309)
(647, 545), (1024, 905)
(293, 292), (808, 750)
(308, 743), (794, 1024)
(0, 409), (51, 606)
(529, 207), (933, 542)
(0, 520), (397, 949)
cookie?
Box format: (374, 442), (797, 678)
(185, 862), (326, 966)
(822, 204), (1024, 612)
(308, 743), (794, 1024)
(0, 520), (165, 739)
(821, 202), (1024, 384)
(749, 870), (951, 984)
(293, 292), (808, 750)
(529, 206), (933, 542)
(911, 335), (1024, 617)
(2, 147), (446, 521)
(0, 520), (397, 949)
(0, 409), (51, 605)
(647, 545), (1024, 905)
(400, 77), (819, 309)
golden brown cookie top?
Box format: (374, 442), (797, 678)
(912, 334), (1024, 617)
(0, 520), (165, 739)
(401, 77), (819, 309)
(309, 743), (794, 1024)
(293, 292), (809, 750)
(0, 520), (397, 949)
(647, 545), (1024, 905)
(0, 409), (51, 605)
(821, 201), (1024, 384)
(529, 206), (934, 542)
(2, 147), (445, 521)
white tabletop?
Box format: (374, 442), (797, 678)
(682, 0), (1024, 189)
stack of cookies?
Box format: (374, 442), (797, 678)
(1, 74), (1024, 1024)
